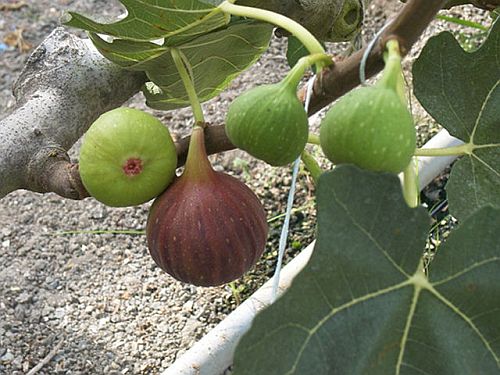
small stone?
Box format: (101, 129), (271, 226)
(182, 300), (194, 312)
(16, 291), (32, 304)
(54, 307), (65, 319)
(0, 351), (14, 363)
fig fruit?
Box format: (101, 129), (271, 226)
(79, 107), (177, 207)
(319, 86), (416, 173)
(225, 82), (308, 166)
(146, 126), (268, 287)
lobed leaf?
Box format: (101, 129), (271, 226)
(65, 0), (229, 46)
(233, 166), (500, 375)
(142, 20), (273, 110)
(84, 20), (272, 110)
(413, 19), (500, 222)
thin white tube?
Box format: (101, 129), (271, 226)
(165, 128), (463, 375)
(271, 75), (316, 301)
(162, 242), (315, 375)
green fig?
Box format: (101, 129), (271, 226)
(319, 86), (416, 173)
(79, 107), (177, 207)
(225, 82), (309, 166)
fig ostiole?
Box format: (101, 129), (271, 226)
(79, 107), (178, 207)
(146, 126), (269, 287)
(319, 86), (416, 174)
(225, 59), (310, 167)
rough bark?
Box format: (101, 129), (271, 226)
(0, 0), (458, 200)
(0, 28), (145, 199)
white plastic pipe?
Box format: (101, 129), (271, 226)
(414, 129), (464, 190)
(163, 128), (463, 375)
(162, 242), (315, 375)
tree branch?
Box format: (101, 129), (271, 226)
(301, 0), (448, 114)
(0, 28), (145, 199)
(0, 0), (448, 201)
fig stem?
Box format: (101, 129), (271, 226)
(184, 126), (214, 181)
(378, 39), (407, 105)
(402, 157), (419, 208)
(171, 48), (205, 124)
(218, 1), (329, 71)
(282, 53), (332, 89)
(300, 150), (322, 184)
(307, 133), (321, 145)
(414, 143), (473, 156)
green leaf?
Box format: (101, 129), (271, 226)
(65, 0), (229, 46)
(233, 165), (500, 375)
(286, 36), (309, 69)
(200, 0), (225, 5)
(286, 36), (325, 73)
(79, 18), (272, 110)
(413, 19), (500, 222)
(142, 21), (273, 110)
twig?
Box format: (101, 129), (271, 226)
(26, 338), (64, 375)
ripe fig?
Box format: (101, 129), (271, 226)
(79, 107), (177, 207)
(146, 126), (268, 287)
(225, 82), (309, 166)
(319, 86), (416, 173)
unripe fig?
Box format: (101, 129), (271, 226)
(79, 107), (177, 207)
(319, 86), (416, 173)
(225, 82), (309, 166)
(146, 126), (268, 287)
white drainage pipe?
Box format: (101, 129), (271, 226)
(163, 243), (315, 375)
(413, 129), (464, 190)
(162, 128), (463, 375)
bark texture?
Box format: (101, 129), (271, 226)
(0, 28), (145, 199)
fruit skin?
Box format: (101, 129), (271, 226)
(79, 107), (177, 207)
(320, 86), (416, 173)
(225, 83), (309, 166)
(146, 127), (268, 287)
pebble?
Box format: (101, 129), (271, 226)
(0, 351), (14, 363)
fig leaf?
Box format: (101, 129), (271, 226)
(413, 19), (500, 221)
(233, 165), (500, 375)
(87, 20), (273, 110)
(65, 0), (229, 46)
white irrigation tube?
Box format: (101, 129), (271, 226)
(163, 242), (315, 375)
(413, 129), (464, 190)
(163, 129), (463, 375)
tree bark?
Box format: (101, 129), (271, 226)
(0, 0), (457, 200)
(0, 28), (145, 199)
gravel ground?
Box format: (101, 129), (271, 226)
(0, 1), (490, 374)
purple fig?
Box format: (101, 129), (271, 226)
(146, 126), (268, 287)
